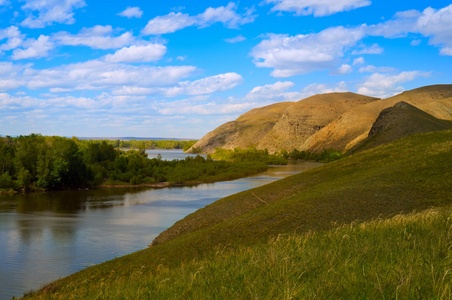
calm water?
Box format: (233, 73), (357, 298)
(0, 150), (321, 299)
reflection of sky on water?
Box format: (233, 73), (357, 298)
(0, 161), (322, 299)
(145, 149), (207, 161)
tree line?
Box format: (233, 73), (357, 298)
(93, 139), (197, 151)
(0, 134), (267, 192)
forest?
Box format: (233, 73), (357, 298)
(0, 134), (268, 192)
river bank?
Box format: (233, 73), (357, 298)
(0, 162), (321, 300)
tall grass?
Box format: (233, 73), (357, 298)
(25, 208), (452, 299)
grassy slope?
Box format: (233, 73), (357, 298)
(26, 130), (452, 299)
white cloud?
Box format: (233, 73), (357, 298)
(142, 3), (256, 35)
(356, 71), (431, 98)
(157, 97), (257, 115)
(265, 0), (371, 17)
(246, 81), (300, 101)
(301, 81), (348, 97)
(104, 43), (167, 63)
(0, 26), (25, 51)
(197, 3), (256, 29)
(353, 57), (365, 65)
(351, 43), (383, 54)
(20, 0), (86, 28)
(112, 86), (155, 95)
(358, 65), (397, 73)
(12, 35), (54, 60)
(251, 26), (365, 77)
(225, 35), (246, 43)
(370, 4), (452, 55)
(142, 12), (195, 35)
(24, 60), (197, 91)
(337, 64), (352, 74)
(53, 25), (134, 49)
(160, 72), (243, 97)
(411, 39), (421, 46)
(118, 7), (143, 18)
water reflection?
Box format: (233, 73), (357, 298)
(0, 161), (322, 299)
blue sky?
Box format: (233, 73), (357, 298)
(0, 0), (451, 138)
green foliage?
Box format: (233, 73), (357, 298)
(280, 148), (343, 162)
(212, 147), (288, 165)
(87, 139), (198, 151)
(0, 134), (268, 192)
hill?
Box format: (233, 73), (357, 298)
(350, 101), (452, 153)
(26, 129), (452, 299)
(189, 84), (452, 154)
(305, 84), (452, 152)
(187, 102), (292, 153)
(257, 92), (379, 153)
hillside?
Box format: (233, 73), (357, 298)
(27, 129), (452, 299)
(189, 84), (452, 154)
(257, 92), (379, 153)
(350, 101), (452, 153)
(187, 102), (292, 153)
(306, 84), (452, 152)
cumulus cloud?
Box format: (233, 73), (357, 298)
(160, 73), (243, 97)
(118, 7), (143, 18)
(265, 0), (371, 17)
(12, 35), (54, 60)
(53, 25), (134, 49)
(337, 64), (352, 74)
(20, 0), (86, 28)
(142, 3), (256, 35)
(19, 60), (197, 91)
(370, 4), (452, 55)
(104, 43), (167, 63)
(0, 26), (25, 52)
(353, 57), (365, 65)
(301, 81), (348, 97)
(251, 26), (365, 77)
(157, 97), (258, 115)
(142, 12), (195, 35)
(356, 71), (431, 98)
(246, 81), (300, 101)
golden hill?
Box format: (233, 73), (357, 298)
(305, 84), (452, 152)
(187, 101), (292, 153)
(257, 92), (379, 153)
(190, 84), (452, 154)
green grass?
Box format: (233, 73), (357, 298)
(23, 130), (452, 299)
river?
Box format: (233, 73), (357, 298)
(0, 150), (321, 299)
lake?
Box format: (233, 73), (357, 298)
(0, 150), (321, 299)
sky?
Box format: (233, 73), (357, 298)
(0, 0), (451, 139)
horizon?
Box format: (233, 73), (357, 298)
(1, 0), (451, 138)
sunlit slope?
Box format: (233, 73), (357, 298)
(187, 101), (292, 153)
(256, 92), (379, 153)
(306, 84), (452, 152)
(27, 129), (452, 299)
